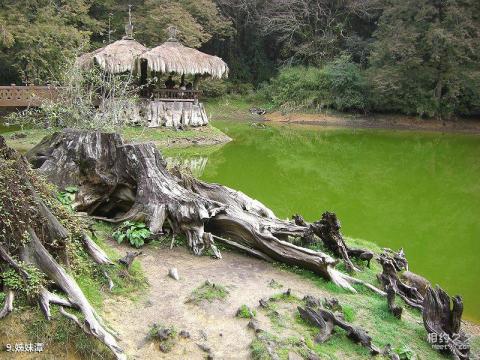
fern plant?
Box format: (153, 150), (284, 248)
(112, 221), (151, 248)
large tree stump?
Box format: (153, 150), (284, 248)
(26, 130), (383, 293)
(0, 136), (125, 359)
(423, 286), (470, 360)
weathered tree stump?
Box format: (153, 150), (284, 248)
(26, 130), (384, 293)
(423, 286), (470, 360)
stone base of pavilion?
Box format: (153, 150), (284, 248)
(145, 100), (209, 128)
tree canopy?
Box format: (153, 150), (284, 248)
(0, 0), (479, 117)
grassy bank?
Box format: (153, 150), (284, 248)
(0, 123), (231, 153)
(204, 96), (480, 134)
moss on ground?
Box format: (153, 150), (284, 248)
(90, 221), (148, 299)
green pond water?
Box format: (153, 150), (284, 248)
(173, 120), (480, 322)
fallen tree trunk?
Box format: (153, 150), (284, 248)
(0, 136), (125, 360)
(26, 130), (381, 293)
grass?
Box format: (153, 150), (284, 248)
(186, 280), (229, 304)
(237, 304), (257, 319)
(251, 337), (272, 360)
(246, 234), (480, 360)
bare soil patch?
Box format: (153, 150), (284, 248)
(102, 241), (331, 360)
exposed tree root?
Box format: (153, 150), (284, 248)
(26, 130), (383, 295)
(308, 212), (374, 272)
(298, 305), (381, 355)
(118, 251), (142, 269)
(82, 232), (113, 265)
(386, 285), (403, 319)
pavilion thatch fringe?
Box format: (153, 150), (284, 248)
(139, 41), (229, 79)
(77, 38), (148, 74)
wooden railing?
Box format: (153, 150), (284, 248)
(0, 86), (61, 107)
(0, 86), (202, 107)
(150, 89), (202, 102)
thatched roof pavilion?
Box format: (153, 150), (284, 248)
(76, 38), (147, 74)
(139, 41), (229, 79)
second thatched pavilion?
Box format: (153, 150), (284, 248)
(77, 22), (229, 128)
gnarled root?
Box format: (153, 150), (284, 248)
(386, 285), (403, 319)
(82, 232), (113, 265)
(0, 136), (124, 360)
(27, 228), (125, 359)
(298, 305), (380, 354)
(309, 212), (374, 272)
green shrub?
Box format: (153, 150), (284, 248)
(262, 56), (368, 112)
(112, 221), (151, 248)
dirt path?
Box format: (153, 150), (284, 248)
(102, 242), (330, 360)
(265, 112), (480, 134)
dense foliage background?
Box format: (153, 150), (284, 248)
(0, 0), (479, 118)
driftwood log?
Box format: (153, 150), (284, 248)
(26, 130), (382, 294)
(423, 286), (470, 360)
(0, 136), (125, 359)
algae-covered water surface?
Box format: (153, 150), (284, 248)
(186, 120), (480, 322)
